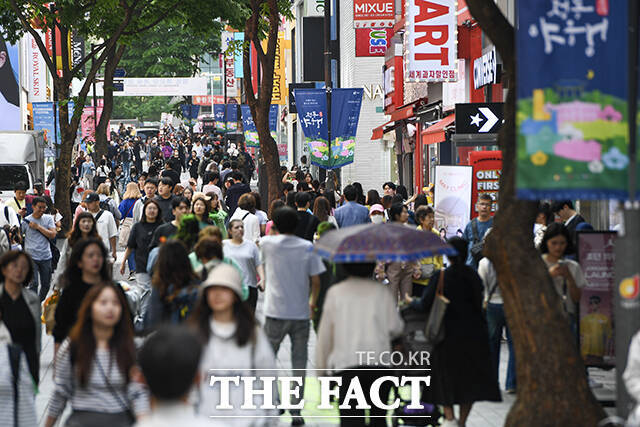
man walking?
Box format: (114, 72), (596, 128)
(155, 177), (176, 223)
(22, 197), (56, 301)
(294, 192), (320, 241)
(462, 193), (494, 270)
(334, 185), (370, 228)
(85, 192), (118, 263)
(551, 200), (587, 256)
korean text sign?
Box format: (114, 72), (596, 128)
(516, 1), (634, 200)
(405, 0), (457, 82)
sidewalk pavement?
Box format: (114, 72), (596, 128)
(35, 249), (515, 426)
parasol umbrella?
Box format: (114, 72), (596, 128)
(313, 223), (457, 263)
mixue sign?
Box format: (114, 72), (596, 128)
(405, 0), (457, 82)
(353, 0), (394, 28)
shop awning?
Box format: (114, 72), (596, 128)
(421, 114), (455, 145)
(390, 105), (414, 122)
(371, 120), (396, 140)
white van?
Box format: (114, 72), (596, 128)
(0, 131), (46, 201)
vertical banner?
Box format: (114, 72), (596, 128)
(32, 101), (75, 155)
(28, 30), (48, 103)
(433, 165), (473, 238)
(405, 0), (457, 82)
(0, 28), (21, 130)
(469, 151), (502, 218)
(516, 2), (629, 200)
(81, 106), (103, 142)
(225, 104), (239, 132)
(234, 33), (244, 78)
(294, 89), (329, 168)
(578, 232), (616, 367)
(264, 32), (288, 105)
(213, 104), (226, 132)
(269, 104), (279, 140)
(241, 105), (259, 147)
(330, 88), (364, 168)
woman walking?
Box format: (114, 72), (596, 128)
(53, 212), (99, 288)
(120, 199), (163, 328)
(407, 237), (500, 426)
(52, 238), (112, 352)
(385, 203), (416, 303)
(45, 283), (149, 426)
(119, 183), (142, 281)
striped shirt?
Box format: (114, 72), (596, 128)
(0, 345), (37, 426)
(47, 339), (150, 419)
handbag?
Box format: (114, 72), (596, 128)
(118, 202), (136, 248)
(424, 270), (449, 350)
(42, 289), (60, 334)
(92, 357), (135, 426)
(65, 410), (133, 427)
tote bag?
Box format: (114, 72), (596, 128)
(424, 270), (449, 350)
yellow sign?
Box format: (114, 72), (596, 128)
(264, 32), (290, 105)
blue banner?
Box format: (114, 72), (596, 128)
(213, 104), (226, 132)
(180, 104), (200, 120)
(241, 105), (259, 147)
(234, 33), (244, 78)
(516, 2), (630, 200)
(269, 104), (278, 141)
(330, 88), (363, 168)
(294, 89), (329, 168)
(32, 101), (76, 157)
(226, 104), (239, 132)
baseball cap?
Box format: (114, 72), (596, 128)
(85, 193), (100, 203)
(370, 204), (384, 214)
(201, 263), (243, 298)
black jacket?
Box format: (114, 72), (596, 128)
(225, 182), (251, 216)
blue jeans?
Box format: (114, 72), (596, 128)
(263, 317), (310, 414)
(486, 302), (516, 391)
(122, 161), (131, 182)
(29, 258), (52, 302)
(128, 251), (136, 273)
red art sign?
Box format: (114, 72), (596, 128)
(353, 0), (394, 28)
(355, 28), (393, 57)
(469, 151), (502, 218)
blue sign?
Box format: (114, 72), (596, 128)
(225, 104), (239, 132)
(241, 105), (259, 147)
(114, 68), (126, 78)
(32, 101), (76, 157)
(180, 104), (200, 120)
(294, 89), (329, 168)
(213, 104), (226, 132)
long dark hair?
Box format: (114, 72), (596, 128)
(190, 288), (256, 347)
(62, 238), (111, 288)
(67, 212), (99, 247)
(191, 196), (212, 223)
(152, 239), (197, 299)
(313, 196), (331, 223)
(366, 189), (381, 206)
(0, 37), (19, 107)
(540, 222), (573, 255)
(68, 283), (135, 387)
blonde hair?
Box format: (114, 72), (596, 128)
(122, 182), (142, 200)
(96, 183), (111, 196)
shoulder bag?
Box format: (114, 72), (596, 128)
(424, 270), (449, 350)
(118, 202), (136, 248)
(470, 219), (484, 264)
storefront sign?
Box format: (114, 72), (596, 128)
(516, 1), (631, 200)
(28, 30), (48, 103)
(577, 232), (616, 367)
(469, 151), (501, 218)
(355, 28), (393, 57)
(434, 165), (472, 238)
(193, 95), (225, 106)
(353, 0), (394, 28)
(305, 0), (324, 16)
(405, 0), (457, 82)
(225, 55), (237, 97)
(455, 103), (504, 134)
(473, 47), (497, 89)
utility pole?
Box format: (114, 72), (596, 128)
(616, 0), (640, 419)
(322, 0), (332, 187)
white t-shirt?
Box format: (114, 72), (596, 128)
(91, 209), (118, 253)
(230, 208), (261, 243)
(543, 256), (587, 315)
(260, 234), (326, 320)
(223, 240), (261, 288)
(255, 210), (268, 225)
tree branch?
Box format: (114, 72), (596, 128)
(70, 41), (108, 76)
(6, 0), (56, 74)
(121, 0), (181, 36)
(465, 0), (514, 69)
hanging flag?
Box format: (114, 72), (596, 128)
(241, 105), (259, 147)
(294, 89), (329, 168)
(269, 104), (279, 140)
(330, 88), (363, 168)
(516, 2), (631, 200)
(226, 104), (239, 132)
(213, 104), (226, 132)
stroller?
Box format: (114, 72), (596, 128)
(392, 305), (442, 426)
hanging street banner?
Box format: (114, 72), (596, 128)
(516, 1), (631, 200)
(80, 106), (104, 142)
(180, 104), (200, 120)
(269, 104), (279, 140)
(32, 101), (76, 156)
(241, 105), (259, 147)
(225, 104), (239, 132)
(330, 88), (364, 168)
(213, 104), (226, 132)
(295, 89), (329, 168)
(294, 89), (364, 169)
(405, 0), (457, 82)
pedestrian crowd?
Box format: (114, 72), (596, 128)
(0, 122), (603, 427)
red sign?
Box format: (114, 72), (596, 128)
(355, 28), (393, 57)
(353, 0), (394, 28)
(469, 151), (502, 218)
(193, 95), (225, 106)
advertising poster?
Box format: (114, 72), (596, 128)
(28, 30), (48, 103)
(355, 28), (393, 57)
(225, 104), (239, 132)
(516, 2), (632, 200)
(241, 105), (259, 147)
(214, 104), (226, 132)
(434, 165), (472, 238)
(577, 232), (616, 367)
(469, 151), (502, 218)
(32, 101), (75, 147)
(405, 0), (457, 82)
(0, 28), (21, 131)
(330, 88), (364, 169)
(81, 106), (104, 142)
(294, 89), (329, 168)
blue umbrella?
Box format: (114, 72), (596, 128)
(313, 223), (457, 263)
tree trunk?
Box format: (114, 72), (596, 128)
(53, 81), (74, 233)
(466, 1), (607, 424)
(242, 0), (282, 206)
(96, 44), (126, 161)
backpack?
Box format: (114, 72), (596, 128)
(164, 285), (199, 324)
(470, 219), (484, 264)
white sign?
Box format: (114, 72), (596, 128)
(225, 55), (237, 97)
(434, 165), (472, 238)
(28, 31), (48, 103)
(473, 47), (497, 89)
(443, 59), (466, 111)
(405, 0), (457, 82)
(71, 77), (208, 97)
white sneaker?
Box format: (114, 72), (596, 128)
(440, 419), (459, 427)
